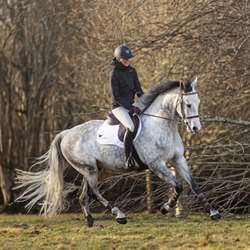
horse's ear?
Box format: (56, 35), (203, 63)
(180, 80), (185, 90)
(191, 77), (198, 89)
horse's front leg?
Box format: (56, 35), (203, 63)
(171, 156), (222, 220)
(147, 161), (184, 214)
(161, 186), (182, 215)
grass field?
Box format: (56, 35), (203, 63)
(0, 213), (250, 250)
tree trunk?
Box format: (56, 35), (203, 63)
(0, 124), (12, 212)
(0, 164), (12, 213)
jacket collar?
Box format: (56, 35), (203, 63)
(110, 59), (129, 70)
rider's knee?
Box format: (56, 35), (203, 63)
(127, 124), (134, 132)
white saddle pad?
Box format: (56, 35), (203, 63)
(97, 115), (142, 148)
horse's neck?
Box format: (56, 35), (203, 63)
(144, 88), (179, 122)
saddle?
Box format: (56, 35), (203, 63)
(107, 113), (140, 142)
(106, 113), (148, 171)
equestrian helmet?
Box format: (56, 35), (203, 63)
(114, 45), (134, 59)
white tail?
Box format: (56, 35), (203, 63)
(14, 132), (78, 217)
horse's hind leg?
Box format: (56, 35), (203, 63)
(77, 178), (94, 227)
(74, 164), (127, 225)
(87, 183), (127, 225)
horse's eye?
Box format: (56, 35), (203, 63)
(187, 104), (191, 108)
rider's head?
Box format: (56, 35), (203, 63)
(114, 45), (134, 59)
(114, 45), (134, 67)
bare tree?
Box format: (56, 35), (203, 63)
(0, 0), (68, 208)
(0, 0), (250, 214)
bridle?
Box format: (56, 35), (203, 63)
(177, 91), (199, 119)
(176, 91), (200, 131)
(141, 90), (200, 126)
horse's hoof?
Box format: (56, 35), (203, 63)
(86, 214), (94, 227)
(211, 213), (222, 220)
(161, 203), (171, 214)
(116, 217), (127, 224)
(161, 207), (169, 215)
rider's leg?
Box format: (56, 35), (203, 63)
(123, 128), (134, 169)
(112, 107), (135, 170)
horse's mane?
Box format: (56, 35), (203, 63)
(140, 79), (192, 109)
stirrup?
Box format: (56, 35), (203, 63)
(125, 157), (135, 170)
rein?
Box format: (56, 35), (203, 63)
(141, 113), (173, 121)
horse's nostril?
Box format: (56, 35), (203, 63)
(193, 127), (198, 132)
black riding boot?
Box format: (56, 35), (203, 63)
(124, 128), (135, 170)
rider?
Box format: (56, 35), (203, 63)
(108, 45), (144, 170)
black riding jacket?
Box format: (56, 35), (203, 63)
(109, 59), (144, 110)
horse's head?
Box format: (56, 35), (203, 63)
(176, 78), (202, 133)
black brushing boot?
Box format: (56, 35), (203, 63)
(124, 128), (135, 170)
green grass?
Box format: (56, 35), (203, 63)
(0, 213), (250, 249)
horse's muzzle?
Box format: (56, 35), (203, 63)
(186, 121), (202, 133)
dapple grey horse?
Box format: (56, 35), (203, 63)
(15, 78), (222, 227)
